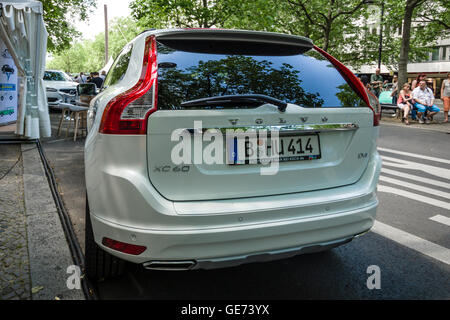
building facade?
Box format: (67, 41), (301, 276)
(354, 5), (449, 98)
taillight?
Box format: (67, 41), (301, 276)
(313, 45), (380, 126)
(102, 237), (147, 255)
(99, 36), (158, 134)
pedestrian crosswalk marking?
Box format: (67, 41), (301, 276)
(381, 168), (450, 189)
(377, 185), (450, 211)
(381, 155), (450, 180)
(429, 215), (450, 227)
(379, 176), (450, 200)
(372, 221), (450, 266)
(374, 148), (450, 266)
(378, 147), (450, 165)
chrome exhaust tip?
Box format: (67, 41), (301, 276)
(142, 260), (197, 271)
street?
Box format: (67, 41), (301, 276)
(42, 118), (450, 299)
(1, 0), (449, 304)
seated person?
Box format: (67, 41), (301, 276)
(397, 83), (413, 125)
(412, 80), (440, 124)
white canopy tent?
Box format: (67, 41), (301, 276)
(0, 0), (50, 139)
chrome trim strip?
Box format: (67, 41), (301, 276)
(142, 260), (197, 271)
(187, 123), (359, 135)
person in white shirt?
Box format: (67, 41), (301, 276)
(412, 80), (440, 124)
(77, 72), (87, 84)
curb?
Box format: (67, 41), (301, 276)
(21, 144), (85, 300)
(380, 120), (450, 133)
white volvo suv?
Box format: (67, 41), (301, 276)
(84, 29), (382, 280)
(44, 70), (78, 108)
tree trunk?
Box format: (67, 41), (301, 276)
(398, 0), (421, 88)
(202, 0), (208, 28)
(323, 6), (333, 51)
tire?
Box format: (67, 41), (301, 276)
(85, 194), (125, 282)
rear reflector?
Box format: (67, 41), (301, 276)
(313, 45), (380, 126)
(102, 237), (147, 255)
(99, 35), (158, 134)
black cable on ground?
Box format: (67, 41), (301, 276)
(1, 139), (98, 300)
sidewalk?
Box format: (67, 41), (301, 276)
(381, 115), (450, 132)
(0, 144), (30, 300)
(0, 142), (84, 300)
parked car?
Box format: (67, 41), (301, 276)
(84, 29), (382, 280)
(43, 70), (78, 108)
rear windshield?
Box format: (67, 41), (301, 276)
(156, 40), (365, 110)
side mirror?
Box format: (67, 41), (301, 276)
(77, 83), (97, 96)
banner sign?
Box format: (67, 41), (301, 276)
(0, 40), (18, 125)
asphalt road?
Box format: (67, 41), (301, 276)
(42, 115), (450, 299)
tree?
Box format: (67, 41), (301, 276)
(398, 0), (426, 90)
(366, 0), (449, 87)
(284, 0), (373, 52)
(130, 0), (243, 28)
(47, 17), (144, 73)
(129, 0), (449, 74)
(130, 0), (374, 63)
(40, 0), (96, 53)
(46, 42), (89, 72)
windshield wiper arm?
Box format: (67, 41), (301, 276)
(180, 94), (288, 112)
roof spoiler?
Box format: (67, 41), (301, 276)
(150, 29), (313, 50)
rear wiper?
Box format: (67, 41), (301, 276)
(180, 94), (288, 112)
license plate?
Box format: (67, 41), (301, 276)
(227, 134), (321, 164)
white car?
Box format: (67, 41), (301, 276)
(44, 70), (78, 107)
(84, 29), (382, 280)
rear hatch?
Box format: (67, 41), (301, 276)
(146, 30), (375, 201)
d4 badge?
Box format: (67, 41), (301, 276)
(358, 153), (368, 159)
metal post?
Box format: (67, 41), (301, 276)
(104, 4), (108, 65)
(378, 1), (384, 69)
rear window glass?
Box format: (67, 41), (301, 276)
(156, 40), (365, 110)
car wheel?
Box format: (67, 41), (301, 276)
(85, 194), (125, 281)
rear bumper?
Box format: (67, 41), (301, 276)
(89, 152), (381, 267)
(92, 200), (376, 268)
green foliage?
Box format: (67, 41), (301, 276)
(335, 84), (366, 107)
(130, 0), (243, 28)
(129, 0), (375, 64)
(48, 0), (449, 74)
(47, 17), (144, 73)
(130, 0), (449, 70)
(40, 0), (96, 53)
(358, 0), (449, 70)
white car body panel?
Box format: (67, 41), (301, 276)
(84, 29), (382, 269)
(86, 136), (380, 265)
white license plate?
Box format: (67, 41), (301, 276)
(227, 134), (321, 164)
